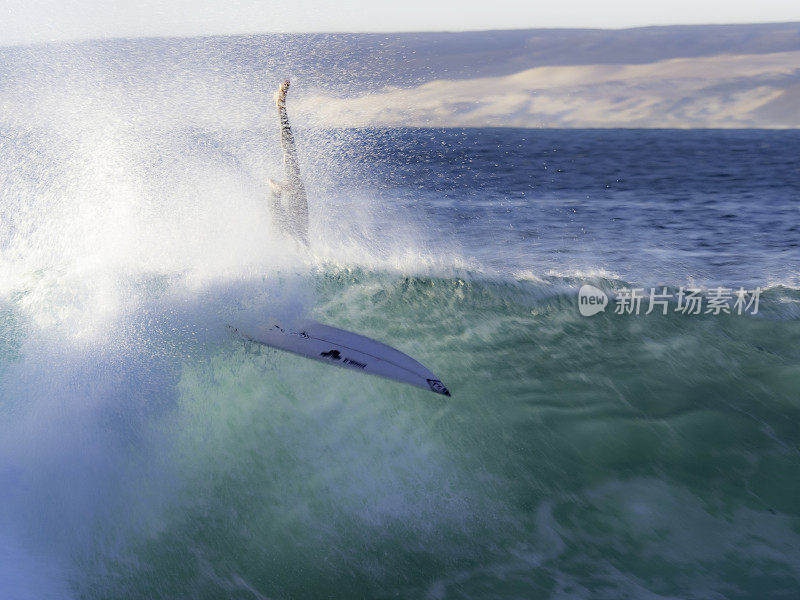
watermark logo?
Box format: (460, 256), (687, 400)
(578, 284), (609, 317)
(578, 285), (761, 317)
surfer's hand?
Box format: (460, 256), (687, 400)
(275, 80), (290, 106)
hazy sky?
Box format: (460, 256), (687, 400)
(2, 0), (799, 46)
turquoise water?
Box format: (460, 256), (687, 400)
(4, 269), (799, 599)
(1, 42), (800, 599)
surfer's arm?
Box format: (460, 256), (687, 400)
(273, 80), (309, 245)
(275, 81), (302, 187)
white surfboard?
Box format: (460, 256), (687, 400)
(232, 320), (451, 396)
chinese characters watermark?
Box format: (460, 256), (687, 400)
(578, 285), (761, 317)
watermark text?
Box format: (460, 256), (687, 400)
(578, 286), (761, 317)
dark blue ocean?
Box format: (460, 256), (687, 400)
(1, 43), (800, 600)
(319, 128), (800, 287)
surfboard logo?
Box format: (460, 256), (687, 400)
(342, 357), (367, 369)
(427, 379), (451, 396)
(320, 349), (341, 360)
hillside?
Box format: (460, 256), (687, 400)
(3, 23), (800, 127)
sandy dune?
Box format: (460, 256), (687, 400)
(296, 51), (800, 128)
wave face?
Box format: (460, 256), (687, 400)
(2, 39), (800, 600)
